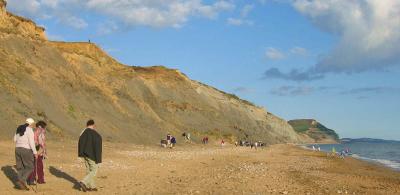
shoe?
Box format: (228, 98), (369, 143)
(17, 180), (29, 191)
(88, 188), (98, 191)
(79, 182), (88, 192)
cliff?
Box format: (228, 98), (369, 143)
(0, 0), (46, 40)
(288, 119), (339, 143)
(0, 4), (303, 144)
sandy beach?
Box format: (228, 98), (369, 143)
(1, 141), (399, 195)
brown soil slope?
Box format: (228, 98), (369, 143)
(0, 1), (302, 144)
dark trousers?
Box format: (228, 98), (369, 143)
(15, 147), (34, 182)
(28, 156), (44, 183)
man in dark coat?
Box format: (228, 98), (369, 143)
(78, 119), (102, 192)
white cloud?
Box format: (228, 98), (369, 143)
(290, 46), (308, 56)
(57, 14), (88, 29)
(227, 18), (253, 26)
(6, 0), (235, 30)
(97, 20), (119, 35)
(240, 4), (254, 17)
(6, 0), (86, 29)
(227, 4), (254, 26)
(41, 0), (59, 8)
(293, 0), (400, 73)
(270, 86), (314, 96)
(7, 0), (43, 18)
(85, 0), (235, 28)
(265, 47), (285, 60)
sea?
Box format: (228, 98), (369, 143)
(307, 138), (400, 171)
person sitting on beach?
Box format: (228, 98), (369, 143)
(171, 136), (176, 148)
(160, 139), (167, 148)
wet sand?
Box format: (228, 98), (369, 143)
(0, 141), (399, 194)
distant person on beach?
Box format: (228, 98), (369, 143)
(78, 119), (102, 192)
(312, 145), (316, 151)
(167, 133), (172, 147)
(171, 136), (176, 148)
(317, 146), (321, 151)
(345, 147), (351, 154)
(340, 150), (346, 159)
(186, 133), (191, 142)
(27, 121), (47, 185)
(328, 147), (337, 158)
(14, 118), (37, 191)
(221, 139), (225, 146)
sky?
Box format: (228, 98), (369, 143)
(6, 0), (400, 140)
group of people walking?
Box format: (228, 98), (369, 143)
(13, 118), (102, 192)
(14, 118), (47, 190)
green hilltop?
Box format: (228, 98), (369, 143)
(288, 119), (339, 143)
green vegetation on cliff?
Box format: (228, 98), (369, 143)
(288, 119), (339, 142)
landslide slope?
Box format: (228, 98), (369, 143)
(0, 1), (302, 144)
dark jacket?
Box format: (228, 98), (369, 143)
(78, 128), (102, 164)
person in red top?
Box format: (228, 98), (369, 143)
(27, 121), (47, 185)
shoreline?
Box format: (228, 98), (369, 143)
(1, 141), (400, 194)
(300, 143), (400, 172)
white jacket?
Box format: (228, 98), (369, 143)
(14, 126), (37, 154)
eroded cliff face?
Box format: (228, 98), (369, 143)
(0, 4), (303, 144)
(0, 1), (46, 40)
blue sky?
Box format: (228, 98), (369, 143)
(7, 0), (400, 140)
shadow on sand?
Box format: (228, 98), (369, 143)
(49, 166), (80, 190)
(1, 165), (18, 189)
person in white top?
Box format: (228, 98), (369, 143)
(14, 118), (37, 191)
